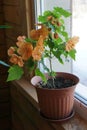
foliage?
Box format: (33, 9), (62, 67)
(0, 7), (79, 83)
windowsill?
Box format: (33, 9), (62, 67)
(74, 83), (87, 121)
(12, 78), (87, 130)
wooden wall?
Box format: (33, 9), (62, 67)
(0, 0), (35, 129)
(3, 0), (27, 49)
(0, 0), (10, 129)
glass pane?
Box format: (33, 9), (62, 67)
(40, 0), (72, 73)
(72, 0), (87, 86)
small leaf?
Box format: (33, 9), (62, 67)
(25, 38), (36, 46)
(61, 31), (69, 41)
(35, 68), (47, 83)
(7, 65), (24, 81)
(53, 10), (61, 18)
(44, 10), (52, 16)
(54, 38), (63, 46)
(47, 39), (54, 49)
(68, 49), (76, 60)
(38, 16), (47, 23)
(26, 58), (36, 71)
(49, 71), (56, 77)
(57, 56), (64, 64)
(54, 7), (71, 17)
(53, 51), (64, 64)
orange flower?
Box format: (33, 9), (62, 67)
(10, 54), (24, 67)
(30, 24), (49, 40)
(17, 36), (26, 42)
(16, 41), (25, 48)
(32, 36), (44, 61)
(65, 36), (79, 51)
(8, 47), (15, 56)
(32, 46), (44, 61)
(16, 36), (26, 48)
(47, 16), (53, 21)
(17, 42), (33, 61)
(37, 35), (44, 46)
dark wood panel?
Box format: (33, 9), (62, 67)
(0, 87), (10, 102)
(0, 74), (8, 87)
(0, 0), (3, 6)
(0, 116), (11, 130)
(0, 65), (8, 75)
(0, 102), (10, 117)
(0, 29), (5, 45)
(0, 5), (3, 12)
(0, 44), (7, 58)
(3, 5), (21, 24)
(12, 110), (37, 130)
(5, 25), (26, 43)
(3, 0), (19, 5)
(12, 111), (24, 130)
(0, 14), (4, 24)
(0, 1), (27, 130)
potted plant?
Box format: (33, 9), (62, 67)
(0, 7), (79, 122)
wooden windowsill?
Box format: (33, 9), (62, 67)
(12, 78), (87, 130)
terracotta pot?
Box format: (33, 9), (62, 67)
(31, 72), (79, 121)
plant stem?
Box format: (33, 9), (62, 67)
(49, 49), (52, 76)
(49, 49), (56, 88)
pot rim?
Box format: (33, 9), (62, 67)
(31, 72), (79, 90)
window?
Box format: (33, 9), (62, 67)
(35, 0), (72, 73)
(72, 0), (87, 86)
(72, 0), (87, 106)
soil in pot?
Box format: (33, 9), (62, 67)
(38, 77), (75, 89)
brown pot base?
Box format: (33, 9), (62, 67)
(40, 110), (75, 123)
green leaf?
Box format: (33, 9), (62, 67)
(25, 58), (37, 73)
(54, 7), (71, 17)
(35, 68), (47, 83)
(49, 71), (56, 77)
(47, 39), (55, 49)
(61, 31), (69, 41)
(57, 56), (64, 64)
(68, 49), (76, 60)
(57, 25), (65, 34)
(53, 10), (61, 18)
(7, 65), (24, 81)
(25, 38), (36, 46)
(38, 16), (47, 23)
(44, 10), (52, 16)
(53, 51), (64, 64)
(54, 38), (63, 46)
